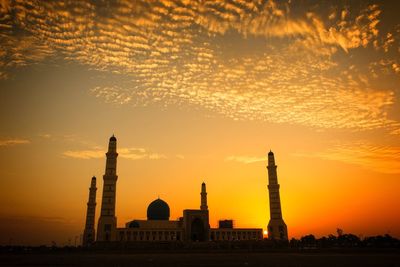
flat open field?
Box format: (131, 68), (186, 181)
(1, 252), (399, 267)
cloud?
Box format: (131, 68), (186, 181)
(90, 86), (132, 105)
(0, 138), (30, 147)
(38, 133), (52, 139)
(175, 154), (185, 160)
(294, 141), (400, 174)
(63, 147), (166, 160)
(225, 155), (265, 164)
(390, 128), (400, 135)
(0, 0), (399, 133)
(148, 153), (167, 160)
(62, 149), (103, 159)
(120, 147), (167, 160)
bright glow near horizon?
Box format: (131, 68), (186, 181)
(0, 0), (399, 246)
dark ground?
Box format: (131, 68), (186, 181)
(1, 251), (400, 267)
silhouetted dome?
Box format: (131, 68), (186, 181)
(268, 150), (274, 156)
(109, 135), (116, 141)
(147, 198), (170, 220)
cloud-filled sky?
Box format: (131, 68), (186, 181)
(0, 0), (399, 245)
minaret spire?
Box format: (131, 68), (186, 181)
(82, 176), (97, 246)
(267, 150), (288, 240)
(200, 182), (208, 210)
(97, 135), (119, 242)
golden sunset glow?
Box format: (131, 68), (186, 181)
(0, 0), (399, 246)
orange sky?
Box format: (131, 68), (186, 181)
(0, 0), (399, 245)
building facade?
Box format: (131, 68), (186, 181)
(83, 136), (289, 245)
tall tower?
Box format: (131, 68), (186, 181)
(200, 182), (208, 210)
(267, 150), (288, 240)
(97, 135), (118, 242)
(82, 176), (97, 246)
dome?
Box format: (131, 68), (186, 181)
(268, 150), (274, 156)
(147, 198), (170, 220)
(109, 135), (117, 141)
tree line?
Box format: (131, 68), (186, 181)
(289, 229), (399, 248)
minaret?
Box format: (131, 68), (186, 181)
(267, 150), (288, 240)
(200, 182), (208, 210)
(82, 176), (97, 246)
(97, 135), (118, 242)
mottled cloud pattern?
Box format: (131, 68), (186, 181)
(1, 0), (400, 132)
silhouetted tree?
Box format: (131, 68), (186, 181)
(337, 233), (360, 247)
(327, 234), (337, 246)
(300, 234), (316, 248)
(336, 228), (343, 237)
(363, 234), (399, 248)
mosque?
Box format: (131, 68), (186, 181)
(82, 136), (288, 246)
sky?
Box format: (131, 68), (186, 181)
(0, 0), (399, 246)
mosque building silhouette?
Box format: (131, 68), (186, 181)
(82, 136), (288, 246)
